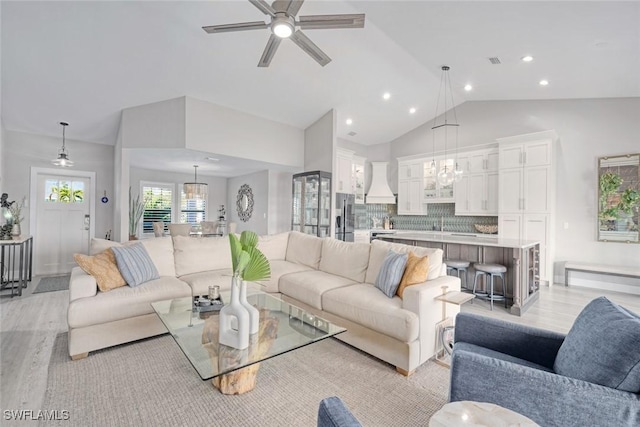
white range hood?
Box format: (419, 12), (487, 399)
(366, 162), (396, 204)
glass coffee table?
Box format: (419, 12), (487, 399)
(151, 284), (345, 394)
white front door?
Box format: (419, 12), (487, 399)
(34, 174), (91, 275)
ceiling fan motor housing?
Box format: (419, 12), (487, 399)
(271, 13), (294, 38)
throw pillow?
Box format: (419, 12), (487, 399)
(74, 249), (126, 292)
(553, 296), (640, 393)
(396, 252), (429, 298)
(111, 243), (160, 287)
(374, 251), (408, 298)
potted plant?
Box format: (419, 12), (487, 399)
(219, 231), (271, 349)
(129, 187), (145, 240)
(8, 197), (25, 236)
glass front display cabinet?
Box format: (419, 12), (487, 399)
(292, 171), (332, 237)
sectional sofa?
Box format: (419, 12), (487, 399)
(68, 231), (460, 374)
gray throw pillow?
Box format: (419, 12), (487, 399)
(111, 243), (160, 287)
(553, 296), (640, 392)
(374, 251), (408, 298)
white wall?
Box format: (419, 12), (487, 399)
(227, 171), (269, 235)
(304, 110), (335, 173)
(120, 97), (186, 149)
(268, 170), (293, 234)
(390, 97), (640, 283)
(185, 97), (304, 169)
(2, 129), (114, 238)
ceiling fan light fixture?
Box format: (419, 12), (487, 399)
(272, 15), (294, 38)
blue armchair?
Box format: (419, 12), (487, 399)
(449, 299), (640, 427)
(317, 397), (362, 427)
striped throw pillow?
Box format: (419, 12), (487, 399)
(111, 243), (160, 287)
(374, 251), (408, 298)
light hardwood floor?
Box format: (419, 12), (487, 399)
(1, 277), (640, 418)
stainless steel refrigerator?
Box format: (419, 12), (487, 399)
(335, 193), (355, 242)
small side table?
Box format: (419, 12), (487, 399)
(430, 401), (540, 427)
(433, 286), (475, 367)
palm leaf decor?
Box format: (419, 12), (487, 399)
(229, 231), (271, 282)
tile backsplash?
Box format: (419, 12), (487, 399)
(355, 201), (498, 234)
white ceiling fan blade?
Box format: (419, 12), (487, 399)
(285, 0), (304, 17)
(258, 34), (282, 67)
(203, 21), (268, 34)
(297, 14), (365, 30)
(249, 0), (276, 17)
(289, 30), (331, 66)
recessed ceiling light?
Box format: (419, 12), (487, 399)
(539, 79), (549, 86)
(382, 92), (391, 100)
(464, 84), (473, 91)
(522, 55), (534, 62)
(346, 118), (353, 125)
(409, 107), (416, 114)
(205, 157), (219, 162)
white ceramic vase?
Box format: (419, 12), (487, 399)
(239, 280), (260, 335)
(11, 223), (20, 237)
(218, 276), (250, 350)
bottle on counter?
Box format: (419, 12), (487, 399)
(383, 217), (390, 230)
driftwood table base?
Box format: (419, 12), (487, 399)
(202, 308), (279, 395)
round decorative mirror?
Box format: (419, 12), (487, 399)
(236, 184), (254, 222)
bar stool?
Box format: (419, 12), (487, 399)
(472, 263), (508, 310)
(445, 260), (471, 291)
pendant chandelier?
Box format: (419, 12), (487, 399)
(183, 165), (208, 200)
(431, 66), (462, 186)
(52, 122), (73, 167)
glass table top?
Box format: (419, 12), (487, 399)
(151, 285), (346, 380)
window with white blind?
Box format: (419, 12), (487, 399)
(141, 183), (173, 235)
(181, 191), (206, 225)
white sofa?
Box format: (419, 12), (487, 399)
(68, 231), (460, 374)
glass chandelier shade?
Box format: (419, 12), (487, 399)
(183, 165), (208, 200)
(52, 122), (74, 167)
(431, 66), (462, 186)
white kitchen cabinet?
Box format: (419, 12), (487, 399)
(497, 130), (557, 285)
(457, 148), (499, 173)
(336, 149), (354, 194)
(399, 162), (422, 180)
(352, 156), (366, 204)
(397, 178), (424, 215)
(423, 157), (455, 202)
(455, 171), (498, 215)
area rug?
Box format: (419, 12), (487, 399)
(32, 275), (71, 294)
(41, 334), (449, 426)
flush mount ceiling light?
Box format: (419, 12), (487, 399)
(521, 55), (534, 62)
(183, 165), (208, 200)
(52, 122), (73, 168)
(464, 84), (473, 91)
(202, 0), (365, 67)
(346, 118), (353, 125)
(430, 65), (462, 186)
(409, 107), (416, 114)
(539, 79), (549, 86)
(382, 92), (391, 100)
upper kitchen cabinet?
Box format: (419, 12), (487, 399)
(423, 157), (455, 202)
(499, 140), (552, 169)
(397, 159), (426, 215)
(336, 148), (355, 194)
(457, 147), (499, 173)
(352, 155), (366, 204)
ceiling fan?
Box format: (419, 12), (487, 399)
(202, 0), (365, 67)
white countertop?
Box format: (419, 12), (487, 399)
(377, 232), (539, 249)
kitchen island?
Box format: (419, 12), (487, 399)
(377, 232), (540, 316)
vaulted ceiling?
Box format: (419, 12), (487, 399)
(2, 1), (638, 172)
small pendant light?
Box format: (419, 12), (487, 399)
(52, 122), (73, 167)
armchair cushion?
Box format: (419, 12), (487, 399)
(554, 296), (640, 393)
(317, 397), (362, 427)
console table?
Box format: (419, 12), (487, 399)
(0, 235), (33, 297)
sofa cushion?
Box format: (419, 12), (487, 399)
(89, 237), (176, 277)
(177, 269), (234, 295)
(365, 240), (442, 284)
(285, 231), (323, 269)
(319, 238), (370, 282)
(374, 251), (408, 298)
(322, 283), (419, 342)
(396, 252), (429, 298)
(173, 235), (232, 276)
(554, 297), (640, 393)
(455, 342), (554, 372)
(258, 232), (290, 260)
(279, 270), (357, 310)
(111, 243), (160, 287)
(74, 249), (126, 292)
(67, 276), (190, 328)
(255, 259), (313, 293)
